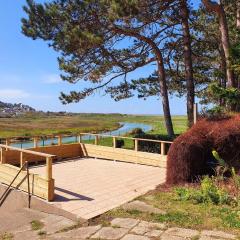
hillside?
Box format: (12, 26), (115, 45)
(0, 101), (36, 117)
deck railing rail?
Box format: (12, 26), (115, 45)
(0, 160), (31, 208)
(0, 144), (55, 182)
(1, 133), (173, 155)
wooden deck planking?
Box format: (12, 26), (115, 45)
(31, 157), (166, 220)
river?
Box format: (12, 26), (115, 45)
(11, 122), (153, 149)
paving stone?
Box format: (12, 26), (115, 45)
(50, 225), (102, 239)
(91, 227), (128, 239)
(160, 233), (186, 240)
(131, 226), (148, 235)
(111, 218), (140, 229)
(13, 230), (39, 240)
(199, 236), (226, 240)
(138, 221), (166, 230)
(0, 208), (48, 232)
(73, 225), (102, 238)
(201, 230), (236, 239)
(122, 200), (166, 215)
(164, 227), (199, 238)
(12, 224), (32, 234)
(121, 234), (150, 240)
(145, 229), (163, 237)
(131, 221), (166, 235)
(48, 236), (85, 240)
(42, 216), (76, 234)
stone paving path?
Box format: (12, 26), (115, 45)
(0, 208), (76, 240)
(1, 216), (237, 240)
(48, 218), (237, 240)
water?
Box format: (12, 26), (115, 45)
(11, 122), (152, 149)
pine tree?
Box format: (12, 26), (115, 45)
(22, 0), (177, 138)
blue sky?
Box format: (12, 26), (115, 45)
(0, 1), (200, 115)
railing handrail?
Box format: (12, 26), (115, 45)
(79, 133), (173, 144)
(0, 161), (31, 207)
(0, 133), (173, 145)
(0, 144), (56, 158)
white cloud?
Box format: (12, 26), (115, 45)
(0, 89), (30, 101)
(43, 74), (62, 84)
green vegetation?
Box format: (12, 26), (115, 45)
(98, 184), (240, 235)
(0, 113), (187, 138)
(0, 232), (13, 240)
(56, 220), (84, 233)
(37, 231), (47, 236)
(98, 154), (240, 235)
(176, 177), (232, 206)
(30, 220), (44, 231)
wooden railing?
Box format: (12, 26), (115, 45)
(0, 144), (55, 183)
(78, 133), (172, 155)
(0, 133), (172, 200)
(1, 133), (173, 156)
(0, 161), (31, 208)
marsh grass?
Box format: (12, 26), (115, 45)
(0, 113), (187, 138)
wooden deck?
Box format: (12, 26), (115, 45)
(31, 157), (166, 220)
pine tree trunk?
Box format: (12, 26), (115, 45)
(180, 0), (195, 127)
(111, 27), (175, 138)
(202, 0), (235, 87)
(219, 43), (227, 88)
(219, 43), (227, 106)
(218, 5), (235, 88)
(157, 56), (175, 139)
(237, 0), (240, 29)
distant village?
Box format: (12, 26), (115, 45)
(0, 101), (77, 118)
(0, 101), (36, 117)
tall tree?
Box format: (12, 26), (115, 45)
(180, 0), (195, 126)
(22, 0), (176, 138)
(237, 0), (240, 29)
(202, 0), (235, 88)
(119, 0), (196, 126)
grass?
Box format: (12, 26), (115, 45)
(0, 113), (187, 138)
(0, 232), (13, 240)
(81, 136), (135, 149)
(37, 230), (47, 236)
(30, 220), (44, 231)
(92, 187), (240, 236)
(56, 220), (85, 233)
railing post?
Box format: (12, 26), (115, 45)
(46, 156), (52, 180)
(135, 139), (139, 151)
(0, 148), (6, 164)
(51, 136), (54, 145)
(113, 137), (117, 148)
(5, 139), (10, 151)
(194, 103), (198, 124)
(58, 135), (62, 146)
(95, 135), (99, 145)
(20, 152), (26, 170)
(78, 134), (82, 143)
(33, 137), (38, 148)
(46, 156), (54, 201)
(161, 142), (166, 155)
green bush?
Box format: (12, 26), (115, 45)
(175, 187), (191, 201)
(133, 132), (172, 153)
(200, 176), (230, 205)
(129, 128), (145, 135)
(175, 176), (232, 205)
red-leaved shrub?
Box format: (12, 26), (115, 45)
(166, 115), (240, 184)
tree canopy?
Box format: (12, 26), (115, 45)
(22, 0), (240, 138)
